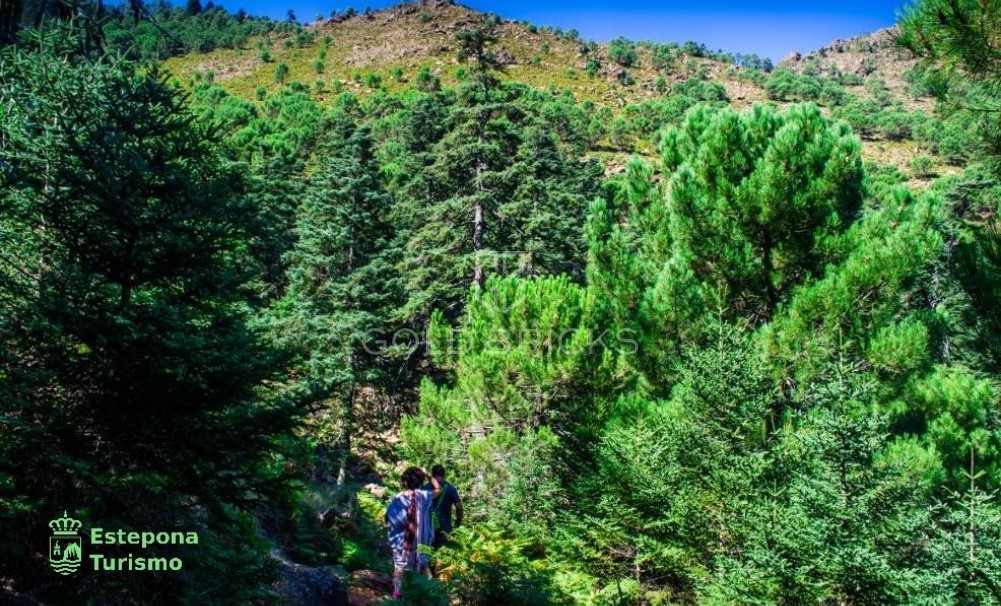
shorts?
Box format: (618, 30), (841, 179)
(392, 548), (428, 571)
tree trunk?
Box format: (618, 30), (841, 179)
(0, 0), (22, 44)
(335, 379), (355, 489)
(760, 230), (777, 321)
(473, 199), (484, 286)
(473, 130), (486, 287)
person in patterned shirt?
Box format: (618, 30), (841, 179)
(385, 466), (441, 599)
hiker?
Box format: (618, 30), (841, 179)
(425, 464), (463, 549)
(385, 466), (441, 599)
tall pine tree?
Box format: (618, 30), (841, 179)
(270, 114), (401, 487)
(0, 26), (298, 604)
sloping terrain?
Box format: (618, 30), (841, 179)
(162, 0), (949, 180)
(781, 25), (930, 110)
(165, 0), (753, 106)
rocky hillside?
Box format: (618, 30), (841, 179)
(165, 0), (764, 106)
(781, 25), (931, 111)
(163, 0), (947, 177)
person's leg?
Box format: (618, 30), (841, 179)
(393, 568), (404, 599)
(429, 532), (448, 577)
(418, 553), (431, 579)
(392, 549), (407, 599)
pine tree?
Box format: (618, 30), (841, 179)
(455, 14), (504, 95)
(393, 85), (601, 327)
(0, 28), (297, 604)
(402, 275), (611, 532)
(589, 103), (864, 394)
(271, 115), (400, 487)
(559, 320), (774, 598)
(660, 103), (863, 321)
(900, 0), (1001, 172)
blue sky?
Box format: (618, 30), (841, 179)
(190, 0), (911, 61)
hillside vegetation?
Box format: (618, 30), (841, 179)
(160, 0), (967, 178)
(2, 0), (1001, 604)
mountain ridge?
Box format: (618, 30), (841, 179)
(162, 1), (946, 177)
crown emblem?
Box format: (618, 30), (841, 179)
(49, 511), (83, 575)
(49, 511), (82, 536)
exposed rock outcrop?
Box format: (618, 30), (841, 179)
(271, 550), (349, 606)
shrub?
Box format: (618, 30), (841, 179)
(651, 43), (678, 70)
(840, 72), (864, 86)
(416, 66), (440, 91)
(432, 525), (561, 606)
(275, 62), (289, 84)
(608, 36), (637, 67)
(910, 154), (935, 178)
(878, 111), (915, 140)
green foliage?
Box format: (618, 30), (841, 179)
(608, 36), (637, 67)
(840, 71), (864, 86)
(0, 27), (300, 604)
(558, 323), (773, 597)
(661, 103), (862, 315)
(763, 189), (948, 391)
(416, 65), (440, 91)
(901, 0), (1001, 171)
(101, 1), (289, 61)
(617, 78), (729, 141)
(433, 525), (565, 605)
(7, 6), (1001, 606)
(403, 275), (610, 529)
(389, 83), (602, 325)
(400, 93), (1001, 603)
(911, 154), (935, 177)
(455, 15), (505, 91)
(766, 67), (848, 105)
(267, 115), (402, 486)
(651, 42), (679, 70)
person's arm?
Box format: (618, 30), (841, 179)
(454, 493), (464, 528)
(423, 468), (443, 499)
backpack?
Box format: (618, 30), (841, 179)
(430, 482), (448, 531)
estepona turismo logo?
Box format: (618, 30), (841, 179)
(48, 510), (198, 575)
(49, 511), (83, 575)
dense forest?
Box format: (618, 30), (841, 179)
(2, 0), (1001, 604)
